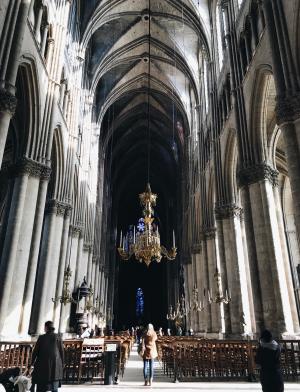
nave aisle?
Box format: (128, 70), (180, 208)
(61, 344), (300, 391)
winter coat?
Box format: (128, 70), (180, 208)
(255, 339), (284, 392)
(142, 331), (158, 360)
(31, 332), (64, 385)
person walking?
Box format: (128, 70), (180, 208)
(29, 321), (64, 392)
(255, 329), (284, 392)
(142, 324), (158, 386)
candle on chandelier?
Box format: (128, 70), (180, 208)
(173, 230), (175, 247)
(133, 226), (136, 243)
(119, 230), (122, 247)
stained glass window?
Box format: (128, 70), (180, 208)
(136, 287), (144, 317)
(137, 218), (145, 232)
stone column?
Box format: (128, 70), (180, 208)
(28, 0), (35, 26)
(31, 200), (64, 334)
(273, 186), (300, 332)
(19, 167), (51, 337)
(34, 5), (44, 45)
(193, 252), (202, 333)
(0, 162), (29, 337)
(215, 204), (253, 337)
(54, 205), (72, 332)
(103, 270), (109, 316)
(0, 90), (17, 168)
(276, 100), (300, 251)
(239, 186), (264, 334)
(80, 242), (91, 289)
(74, 231), (84, 286)
(184, 262), (192, 330)
(0, 159), (49, 339)
(196, 249), (208, 333)
(40, 23), (49, 57)
(262, 0), (300, 250)
(59, 226), (80, 334)
(202, 238), (212, 333)
(0, 0), (31, 168)
(239, 163), (295, 335)
(204, 228), (222, 335)
(86, 246), (93, 285)
(215, 218), (231, 335)
(43, 203), (65, 324)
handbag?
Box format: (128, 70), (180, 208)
(138, 340), (145, 357)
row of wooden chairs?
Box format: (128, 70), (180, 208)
(157, 337), (300, 382)
(0, 335), (134, 384)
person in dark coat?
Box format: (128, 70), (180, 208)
(255, 329), (284, 392)
(29, 321), (64, 392)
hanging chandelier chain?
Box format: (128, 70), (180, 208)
(147, 0), (151, 184)
(116, 1), (177, 267)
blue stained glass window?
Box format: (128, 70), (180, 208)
(136, 287), (144, 317)
(137, 218), (145, 232)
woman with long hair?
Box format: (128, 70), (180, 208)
(142, 324), (157, 386)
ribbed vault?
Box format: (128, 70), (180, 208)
(80, 0), (210, 328)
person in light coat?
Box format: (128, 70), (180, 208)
(141, 324), (158, 386)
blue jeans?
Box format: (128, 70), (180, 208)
(143, 359), (154, 380)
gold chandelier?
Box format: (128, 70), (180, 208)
(117, 2), (177, 267)
(117, 183), (177, 267)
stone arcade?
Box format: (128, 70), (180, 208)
(0, 0), (300, 343)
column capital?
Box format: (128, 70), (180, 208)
(238, 162), (278, 187)
(92, 255), (98, 263)
(191, 243), (202, 254)
(215, 203), (243, 220)
(202, 227), (217, 240)
(220, 0), (230, 10)
(275, 92), (300, 125)
(69, 224), (83, 237)
(10, 157), (51, 179)
(83, 242), (93, 252)
(0, 89), (17, 115)
(45, 199), (72, 216)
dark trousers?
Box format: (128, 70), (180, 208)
(31, 383), (58, 392)
(143, 359), (154, 380)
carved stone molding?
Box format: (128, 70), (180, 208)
(202, 227), (217, 240)
(45, 199), (72, 216)
(9, 157), (52, 179)
(191, 243), (202, 254)
(215, 203), (243, 220)
(276, 93), (300, 125)
(69, 224), (83, 237)
(40, 166), (52, 181)
(0, 89), (17, 115)
(92, 255), (98, 263)
(64, 205), (72, 217)
(83, 243), (93, 252)
(238, 163), (278, 187)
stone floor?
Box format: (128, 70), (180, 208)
(61, 345), (300, 392)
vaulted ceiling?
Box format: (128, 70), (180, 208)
(80, 0), (211, 231)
